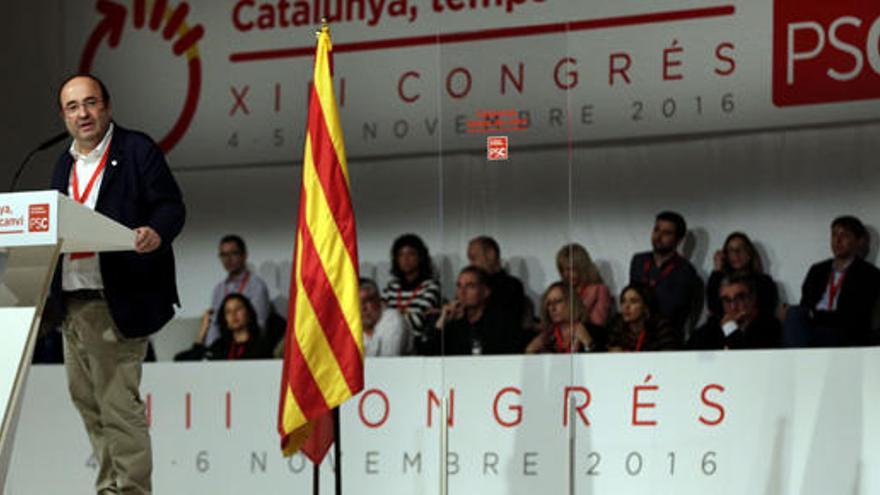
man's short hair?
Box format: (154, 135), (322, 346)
(470, 235), (500, 258)
(359, 277), (380, 295)
(459, 265), (489, 287)
(219, 234), (247, 254)
(57, 73), (111, 109)
(719, 272), (756, 297)
(832, 215), (867, 240)
(656, 210), (687, 240)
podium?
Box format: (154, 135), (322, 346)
(0, 190), (133, 488)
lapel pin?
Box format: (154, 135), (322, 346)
(111, 160), (118, 166)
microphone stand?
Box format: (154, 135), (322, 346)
(8, 132), (68, 192)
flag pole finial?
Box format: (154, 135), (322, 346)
(316, 18), (330, 39)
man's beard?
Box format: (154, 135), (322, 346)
(652, 244), (674, 256)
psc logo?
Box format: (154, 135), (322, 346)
(80, 0), (205, 152)
(28, 204), (50, 233)
(773, 0), (880, 106)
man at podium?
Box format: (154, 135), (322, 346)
(48, 74), (185, 495)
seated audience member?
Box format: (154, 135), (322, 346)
(176, 293), (270, 360)
(205, 235), (271, 345)
(784, 216), (880, 347)
(706, 232), (778, 318)
(689, 274), (781, 350)
(360, 278), (408, 357)
(556, 243), (611, 328)
(467, 235), (529, 324)
(607, 284), (678, 352)
(381, 234), (442, 352)
(525, 281), (598, 353)
(629, 211), (702, 342)
(432, 266), (523, 355)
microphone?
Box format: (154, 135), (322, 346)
(8, 131), (69, 192)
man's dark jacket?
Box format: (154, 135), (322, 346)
(800, 257), (880, 345)
(49, 124), (185, 337)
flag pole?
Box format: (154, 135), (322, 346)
(313, 456), (320, 495)
(334, 408), (342, 495)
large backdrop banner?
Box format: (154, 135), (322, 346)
(61, 0), (880, 167)
(7, 349), (879, 494)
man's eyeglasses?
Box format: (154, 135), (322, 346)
(218, 250), (243, 258)
(63, 97), (104, 116)
(721, 293), (751, 305)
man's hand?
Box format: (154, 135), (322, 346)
(134, 226), (162, 253)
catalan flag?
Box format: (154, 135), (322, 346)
(278, 24), (363, 462)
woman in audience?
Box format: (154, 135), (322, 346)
(707, 232), (778, 317)
(607, 283), (678, 351)
(381, 233), (442, 353)
(526, 281), (598, 353)
(175, 293), (269, 360)
(556, 243), (612, 328)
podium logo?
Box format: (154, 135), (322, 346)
(28, 204), (50, 233)
(79, 0), (205, 152)
(773, 0), (880, 106)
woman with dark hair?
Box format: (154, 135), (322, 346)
(606, 283), (678, 352)
(556, 243), (612, 328)
(175, 293), (269, 360)
(381, 234), (441, 352)
(707, 232), (778, 317)
(525, 281), (597, 353)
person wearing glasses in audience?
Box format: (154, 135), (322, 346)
(689, 273), (781, 350)
(525, 281), (597, 353)
(49, 74), (185, 495)
(432, 266), (523, 355)
(203, 234), (271, 346)
(706, 232), (778, 318)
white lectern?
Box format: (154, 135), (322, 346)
(0, 190), (133, 488)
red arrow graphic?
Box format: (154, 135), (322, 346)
(79, 0), (127, 72)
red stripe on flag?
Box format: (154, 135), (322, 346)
(286, 331), (331, 419)
(298, 194), (363, 393)
(306, 87), (358, 263)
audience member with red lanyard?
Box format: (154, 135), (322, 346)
(607, 284), (678, 352)
(628, 211), (702, 343)
(204, 235), (272, 346)
(783, 216), (880, 347)
(381, 234), (441, 354)
(175, 294), (270, 361)
(556, 243), (612, 329)
(525, 281), (598, 353)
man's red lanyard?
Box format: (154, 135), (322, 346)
(224, 271), (251, 296)
(826, 269), (847, 310)
(642, 256), (677, 288)
(69, 142), (112, 260)
(396, 284), (421, 314)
